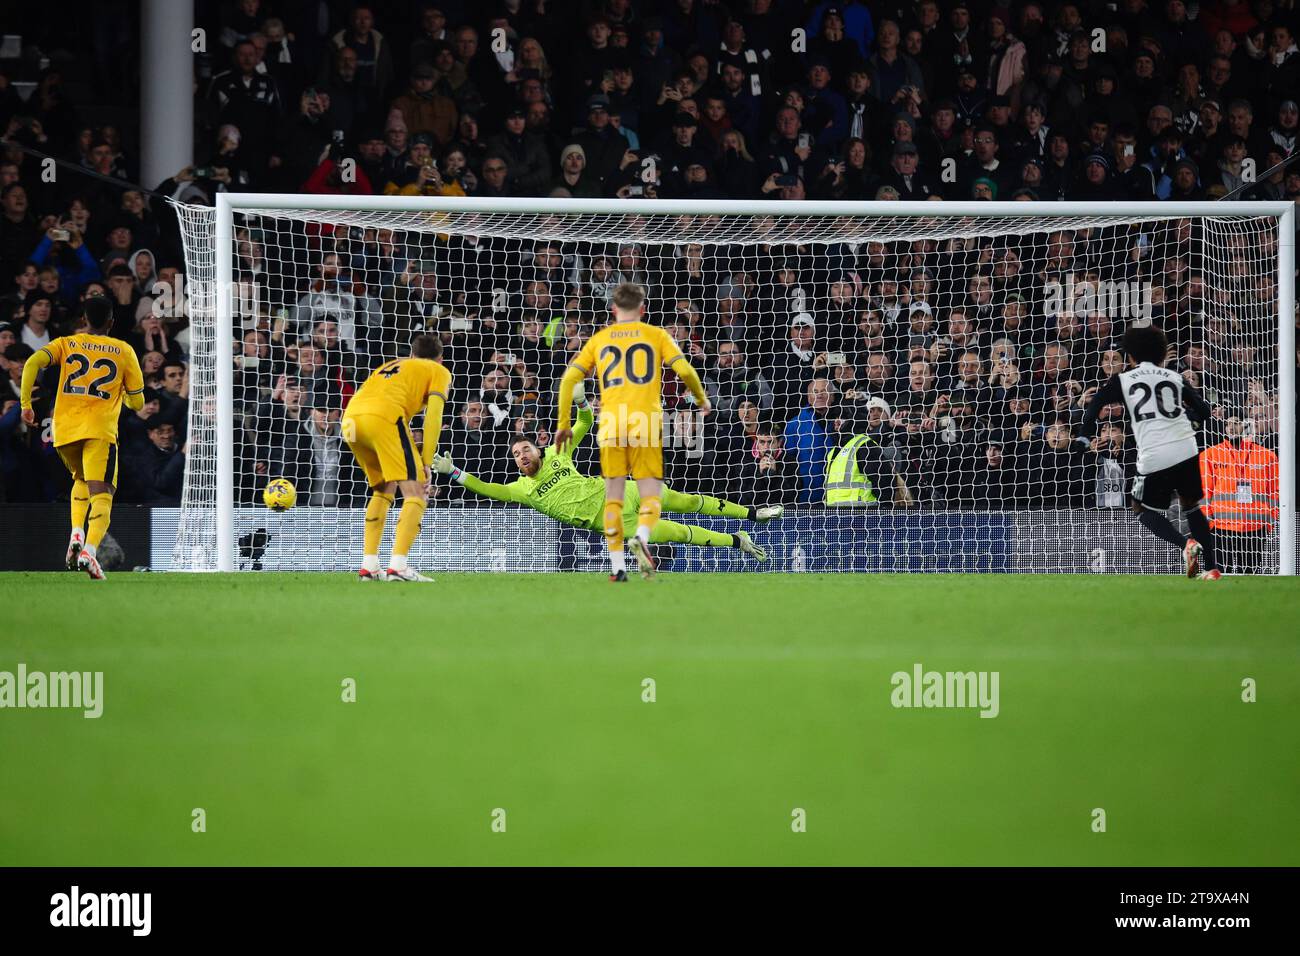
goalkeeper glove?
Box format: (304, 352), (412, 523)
(433, 452), (465, 483)
(573, 380), (588, 408)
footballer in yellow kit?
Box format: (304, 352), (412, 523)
(555, 282), (710, 581)
(19, 296), (145, 579)
(342, 333), (451, 582)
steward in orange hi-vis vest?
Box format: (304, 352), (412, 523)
(1200, 431), (1279, 533)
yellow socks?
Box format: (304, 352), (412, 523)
(636, 495), (662, 546)
(70, 480), (90, 537)
(390, 497), (426, 570)
(363, 492), (395, 571)
(604, 499), (626, 574)
(85, 492), (113, 555)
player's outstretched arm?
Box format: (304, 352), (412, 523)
(668, 355), (712, 414)
(554, 364), (587, 449)
(565, 383), (595, 453)
(421, 393), (448, 467)
(18, 347), (53, 423)
(1074, 374), (1122, 448)
(1181, 382), (1212, 425)
(123, 348), (145, 411)
(434, 452), (518, 504)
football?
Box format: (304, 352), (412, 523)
(262, 478), (296, 512)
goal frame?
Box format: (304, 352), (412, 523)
(204, 194), (1296, 574)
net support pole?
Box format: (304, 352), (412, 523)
(214, 193), (235, 572)
(1279, 204), (1296, 576)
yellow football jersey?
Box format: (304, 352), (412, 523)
(346, 356), (451, 422)
(43, 334), (144, 447)
(571, 320), (686, 447)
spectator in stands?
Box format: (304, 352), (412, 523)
(784, 377), (839, 504)
(732, 417), (801, 507)
(443, 399), (509, 496)
(771, 312), (819, 411)
(19, 294), (55, 349)
(208, 40), (281, 171)
(573, 95), (627, 186)
(881, 141), (941, 199)
(318, 46), (372, 143)
(391, 62), (459, 151)
(487, 106), (550, 196)
(123, 411), (185, 504)
(703, 340), (774, 414)
(551, 144), (599, 198)
(330, 5), (394, 96)
(473, 155), (513, 197)
(0, 180), (40, 279)
(30, 223), (99, 305)
(383, 133), (461, 198)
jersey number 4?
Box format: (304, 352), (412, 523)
(1128, 380), (1181, 421)
(598, 343), (655, 389)
(63, 354), (118, 400)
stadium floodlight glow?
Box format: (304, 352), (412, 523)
(172, 196), (1294, 575)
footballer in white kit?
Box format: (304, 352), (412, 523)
(1077, 324), (1221, 579)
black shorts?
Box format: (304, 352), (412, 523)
(1131, 454), (1203, 510)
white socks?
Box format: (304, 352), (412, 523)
(362, 554), (380, 573)
(388, 553), (408, 572)
(635, 526), (650, 546)
(610, 550), (627, 574)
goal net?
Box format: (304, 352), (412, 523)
(170, 197), (1295, 574)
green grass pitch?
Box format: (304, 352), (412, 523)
(1, 571), (1297, 866)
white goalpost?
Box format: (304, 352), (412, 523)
(169, 196), (1295, 575)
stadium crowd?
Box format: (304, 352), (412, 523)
(0, 0), (1296, 511)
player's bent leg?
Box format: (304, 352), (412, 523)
(386, 479), (431, 581)
(68, 479), (90, 570)
(601, 473), (629, 580)
(57, 444), (90, 571)
(80, 476), (115, 580)
(648, 521), (767, 561)
(634, 476), (663, 549)
(360, 482), (396, 580)
(1135, 503), (1186, 552)
(661, 486), (755, 521)
(1181, 494), (1219, 574)
(651, 520), (731, 548)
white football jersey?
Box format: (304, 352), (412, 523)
(1118, 363), (1199, 473)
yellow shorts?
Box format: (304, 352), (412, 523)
(56, 438), (119, 487)
(600, 444), (663, 481)
(343, 413), (421, 487)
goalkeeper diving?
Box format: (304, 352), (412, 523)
(433, 384), (782, 561)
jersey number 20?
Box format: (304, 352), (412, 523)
(599, 343), (655, 389)
(1128, 380), (1180, 421)
(63, 354), (118, 400)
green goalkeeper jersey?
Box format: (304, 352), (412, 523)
(458, 406), (638, 531)
(504, 451), (627, 530)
